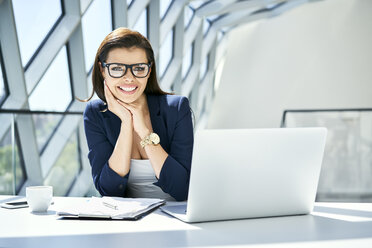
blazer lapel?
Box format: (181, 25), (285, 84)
(147, 95), (168, 149)
(102, 109), (121, 147)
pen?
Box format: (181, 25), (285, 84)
(102, 201), (118, 210)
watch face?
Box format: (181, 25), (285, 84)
(150, 133), (160, 144)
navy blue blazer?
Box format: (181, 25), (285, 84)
(83, 94), (194, 201)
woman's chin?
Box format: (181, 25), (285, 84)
(117, 96), (137, 104)
(116, 90), (145, 104)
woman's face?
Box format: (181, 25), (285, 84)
(101, 47), (150, 104)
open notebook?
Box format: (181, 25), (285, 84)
(57, 197), (165, 220)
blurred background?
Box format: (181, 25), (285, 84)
(0, 0), (371, 201)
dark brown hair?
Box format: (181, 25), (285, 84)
(82, 27), (169, 102)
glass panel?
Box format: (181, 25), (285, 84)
(133, 7), (147, 37)
(200, 55), (209, 81)
(189, 1), (205, 10)
(44, 130), (81, 196)
(127, 0), (134, 8)
(218, 31), (224, 42)
(29, 46), (72, 112)
(33, 114), (62, 153)
(82, 0), (112, 72)
(184, 6), (194, 29)
(159, 28), (174, 77)
(12, 0), (62, 67)
(203, 19), (211, 36)
(207, 14), (220, 22)
(0, 57), (7, 104)
(285, 111), (372, 202)
(80, 0), (91, 14)
(182, 44), (193, 79)
(0, 126), (26, 194)
(160, 0), (173, 20)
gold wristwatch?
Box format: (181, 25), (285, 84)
(140, 132), (160, 148)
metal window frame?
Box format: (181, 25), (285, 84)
(0, 44), (9, 107)
(0, 122), (27, 195)
(43, 127), (83, 196)
(13, 121), (27, 194)
(1, 0), (311, 197)
(20, 0), (65, 71)
(281, 108), (372, 128)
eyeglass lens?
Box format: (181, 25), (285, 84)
(108, 64), (149, 78)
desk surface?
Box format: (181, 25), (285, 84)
(1, 195), (372, 248)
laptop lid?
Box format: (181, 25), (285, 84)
(176, 127), (327, 223)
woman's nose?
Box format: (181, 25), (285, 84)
(123, 68), (135, 80)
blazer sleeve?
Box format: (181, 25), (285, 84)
(83, 101), (128, 197)
(153, 96), (194, 201)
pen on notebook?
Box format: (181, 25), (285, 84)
(102, 201), (118, 210)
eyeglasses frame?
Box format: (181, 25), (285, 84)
(101, 61), (152, 78)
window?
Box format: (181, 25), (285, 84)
(184, 6), (194, 29)
(207, 14), (221, 23)
(200, 54), (209, 81)
(160, 0), (173, 20)
(203, 19), (211, 36)
(33, 114), (62, 154)
(28, 46), (72, 112)
(218, 31), (225, 42)
(133, 7), (148, 37)
(127, 0), (134, 8)
(12, 0), (62, 68)
(159, 28), (174, 77)
(0, 49), (9, 106)
(182, 44), (193, 79)
(284, 110), (372, 202)
(0, 126), (26, 195)
(82, 0), (112, 73)
(188, 1), (205, 10)
(86, 70), (98, 101)
(44, 129), (81, 196)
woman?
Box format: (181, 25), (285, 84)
(83, 27), (194, 201)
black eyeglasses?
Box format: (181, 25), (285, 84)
(101, 62), (151, 78)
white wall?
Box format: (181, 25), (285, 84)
(207, 0), (372, 129)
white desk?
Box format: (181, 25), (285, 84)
(1, 195), (372, 248)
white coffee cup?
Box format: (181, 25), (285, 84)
(26, 186), (53, 212)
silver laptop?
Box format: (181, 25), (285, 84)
(161, 127), (327, 223)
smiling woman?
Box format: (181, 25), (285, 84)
(100, 47), (151, 103)
(82, 28), (194, 201)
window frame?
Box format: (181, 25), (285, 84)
(0, 44), (10, 107)
(159, 27), (175, 78)
(30, 44), (75, 155)
(182, 42), (194, 80)
(14, 122), (27, 194)
(160, 0), (174, 21)
(43, 128), (83, 196)
(0, 124), (28, 194)
(13, 0), (65, 71)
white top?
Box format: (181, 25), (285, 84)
(126, 159), (175, 201)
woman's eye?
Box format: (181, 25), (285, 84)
(112, 66), (123, 71)
(133, 66), (145, 72)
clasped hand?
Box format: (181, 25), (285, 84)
(104, 82), (150, 138)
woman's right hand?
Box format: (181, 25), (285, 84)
(104, 82), (133, 125)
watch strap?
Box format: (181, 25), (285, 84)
(140, 132), (160, 148)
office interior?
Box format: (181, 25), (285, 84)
(0, 0), (371, 204)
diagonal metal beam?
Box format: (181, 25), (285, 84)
(195, 0), (237, 16)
